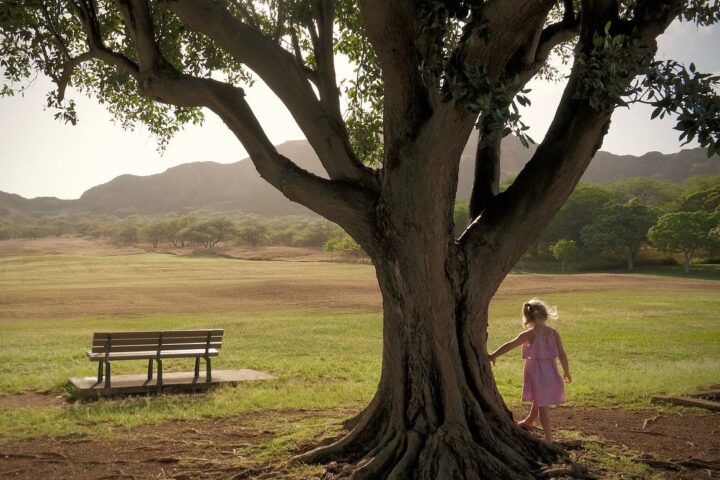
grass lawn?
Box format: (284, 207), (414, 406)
(0, 250), (718, 442)
(514, 255), (720, 280)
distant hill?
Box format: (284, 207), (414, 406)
(1, 136), (717, 217)
(76, 140), (331, 216)
(0, 191), (75, 218)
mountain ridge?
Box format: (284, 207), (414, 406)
(2, 136), (717, 217)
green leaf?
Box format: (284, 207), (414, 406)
(604, 21), (612, 35)
(592, 34), (603, 48)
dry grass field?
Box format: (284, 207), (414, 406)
(1, 237), (716, 321)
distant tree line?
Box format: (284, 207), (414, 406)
(0, 210), (354, 251)
(455, 175), (720, 272)
(2, 175), (719, 270)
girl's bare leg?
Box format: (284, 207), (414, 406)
(538, 406), (553, 442)
(518, 404), (539, 429)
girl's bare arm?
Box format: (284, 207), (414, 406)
(489, 331), (532, 364)
(555, 330), (572, 382)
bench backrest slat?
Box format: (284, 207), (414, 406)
(156, 335), (223, 345)
(93, 332), (162, 341)
(159, 330), (224, 338)
(90, 330), (223, 354)
(92, 338), (160, 348)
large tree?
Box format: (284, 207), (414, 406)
(581, 198), (657, 270)
(2, 1), (719, 478)
(649, 210), (717, 272)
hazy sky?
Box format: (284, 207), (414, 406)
(0, 20), (718, 200)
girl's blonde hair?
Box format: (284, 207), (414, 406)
(522, 298), (558, 328)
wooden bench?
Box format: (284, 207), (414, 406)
(86, 329), (224, 389)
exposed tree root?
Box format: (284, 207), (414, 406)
(294, 399), (566, 480)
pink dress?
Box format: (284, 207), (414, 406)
(521, 328), (565, 407)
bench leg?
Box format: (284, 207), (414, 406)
(206, 356), (212, 384)
(194, 357), (200, 379)
(97, 362), (104, 383)
(105, 361), (111, 389)
(147, 358), (153, 380)
(157, 359), (163, 390)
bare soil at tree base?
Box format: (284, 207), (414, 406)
(0, 396), (718, 479)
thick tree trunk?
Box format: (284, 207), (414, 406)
(295, 217), (561, 478)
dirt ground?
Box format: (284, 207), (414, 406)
(0, 394), (718, 479)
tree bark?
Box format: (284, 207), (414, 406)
(294, 172), (562, 478)
(469, 133), (501, 220)
(295, 260), (560, 479)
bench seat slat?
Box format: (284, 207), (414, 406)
(86, 348), (220, 361)
(92, 341), (223, 354)
(153, 342), (223, 351)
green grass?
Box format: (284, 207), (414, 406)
(0, 252), (718, 441)
(488, 291), (720, 407)
(630, 263), (720, 280)
(513, 257), (720, 280)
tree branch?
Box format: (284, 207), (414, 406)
(359, 0), (432, 156)
(412, 1), (556, 207)
(136, 71), (378, 245)
(534, 19), (580, 66)
(456, 1), (556, 74)
(312, 0), (342, 122)
(465, 6), (579, 223)
(468, 123), (501, 220)
(41, 3), (71, 59)
(114, 0), (163, 71)
(462, 75), (613, 294)
(62, 0), (140, 92)
(164, 0), (376, 187)
(57, 51), (94, 101)
(58, 0), (377, 244)
(461, 0), (683, 295)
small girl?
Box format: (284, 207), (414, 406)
(488, 298), (571, 443)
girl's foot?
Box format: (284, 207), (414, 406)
(516, 421), (534, 431)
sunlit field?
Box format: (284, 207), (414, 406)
(0, 242), (718, 443)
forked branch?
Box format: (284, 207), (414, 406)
(58, 0), (377, 242)
(462, 0), (684, 293)
(136, 74), (378, 243)
(164, 0), (375, 186)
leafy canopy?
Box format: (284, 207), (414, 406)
(580, 199), (657, 255)
(648, 210), (719, 253)
(1, 1), (719, 158)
